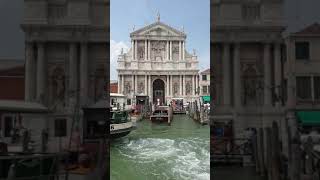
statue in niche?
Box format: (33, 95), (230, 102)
(139, 82), (144, 93)
(243, 65), (259, 105)
(138, 46), (144, 60)
(51, 68), (65, 111)
(151, 41), (165, 61)
(186, 82), (191, 94)
(173, 83), (178, 94)
(124, 82), (131, 94)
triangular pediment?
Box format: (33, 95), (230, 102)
(131, 21), (186, 37)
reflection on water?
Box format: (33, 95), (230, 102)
(111, 115), (210, 180)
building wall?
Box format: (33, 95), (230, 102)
(110, 83), (118, 93)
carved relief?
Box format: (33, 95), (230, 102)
(186, 82), (192, 95)
(242, 64), (262, 105)
(138, 41), (145, 60)
(172, 42), (179, 60)
(151, 41), (166, 61)
(124, 82), (132, 95)
(138, 82), (144, 94)
(50, 67), (65, 111)
(173, 82), (178, 95)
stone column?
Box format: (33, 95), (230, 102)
(36, 42), (45, 102)
(223, 43), (231, 106)
(263, 43), (272, 106)
(145, 40), (147, 61)
(192, 75), (195, 96)
(145, 75), (147, 95)
(170, 41), (172, 60)
(118, 75), (121, 93)
(233, 43), (241, 108)
(131, 75), (134, 94)
(25, 42), (35, 101)
(195, 75), (199, 95)
(183, 75), (186, 96)
(80, 42), (88, 105)
(148, 40), (151, 60)
(134, 40), (138, 60)
(180, 75), (182, 96)
(286, 38), (296, 108)
(148, 75), (151, 97)
(69, 43), (77, 107)
(179, 41), (182, 60)
(121, 75), (124, 94)
(166, 41), (169, 60)
(131, 40), (134, 60)
(274, 42), (282, 106)
(182, 41), (185, 60)
(134, 75), (138, 94)
(170, 75), (173, 97)
(166, 75), (169, 97)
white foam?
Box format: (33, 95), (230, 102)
(116, 137), (210, 180)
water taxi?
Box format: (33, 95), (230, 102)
(110, 93), (135, 139)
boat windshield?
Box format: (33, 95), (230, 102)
(110, 111), (130, 124)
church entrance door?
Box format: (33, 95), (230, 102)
(153, 79), (165, 105)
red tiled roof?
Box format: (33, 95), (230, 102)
(293, 23), (320, 35)
(0, 66), (25, 76)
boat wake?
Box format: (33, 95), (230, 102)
(115, 137), (210, 180)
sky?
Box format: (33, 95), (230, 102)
(110, 0), (210, 80)
(1, 0), (320, 78)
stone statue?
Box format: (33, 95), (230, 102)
(186, 82), (191, 94)
(52, 69), (65, 111)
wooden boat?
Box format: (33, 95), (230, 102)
(110, 110), (135, 139)
(150, 106), (172, 125)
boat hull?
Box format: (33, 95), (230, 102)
(150, 116), (169, 123)
(110, 122), (135, 139)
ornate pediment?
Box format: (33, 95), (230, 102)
(130, 21), (186, 38)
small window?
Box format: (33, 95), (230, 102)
(295, 42), (310, 60)
(55, 119), (67, 137)
(242, 4), (260, 20)
(296, 77), (312, 100)
(202, 75), (207, 81)
(127, 99), (131, 105)
(203, 86), (208, 94)
(314, 77), (320, 100)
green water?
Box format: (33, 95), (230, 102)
(110, 115), (210, 180)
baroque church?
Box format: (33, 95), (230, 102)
(117, 15), (200, 105)
(21, 0), (109, 152)
(211, 0), (286, 138)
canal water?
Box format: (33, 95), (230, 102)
(110, 114), (210, 180)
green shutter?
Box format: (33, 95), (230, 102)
(296, 111), (320, 126)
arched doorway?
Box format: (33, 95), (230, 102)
(153, 79), (165, 105)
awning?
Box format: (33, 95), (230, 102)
(296, 111), (320, 126)
(202, 96), (210, 102)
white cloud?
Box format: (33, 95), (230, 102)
(110, 40), (129, 80)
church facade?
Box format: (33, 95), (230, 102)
(21, 0), (109, 152)
(117, 17), (199, 105)
(211, 0), (286, 138)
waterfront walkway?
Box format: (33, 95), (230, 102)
(213, 166), (265, 180)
